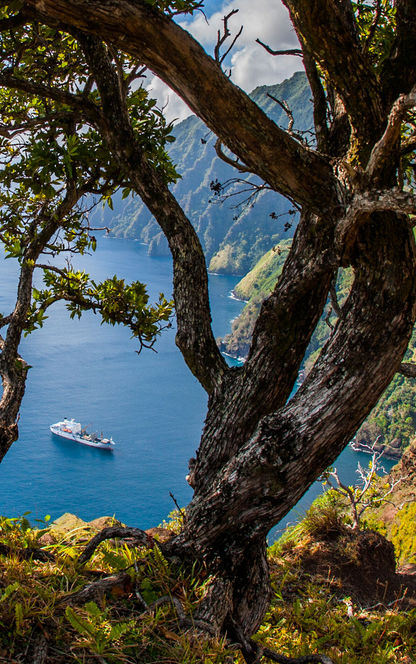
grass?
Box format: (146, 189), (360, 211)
(0, 508), (415, 663)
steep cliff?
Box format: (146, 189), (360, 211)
(105, 72), (312, 274)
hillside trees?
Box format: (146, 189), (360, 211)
(1, 0), (416, 661)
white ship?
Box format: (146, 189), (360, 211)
(50, 418), (115, 450)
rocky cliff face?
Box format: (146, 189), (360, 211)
(105, 72), (312, 275)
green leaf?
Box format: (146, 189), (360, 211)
(65, 606), (96, 637)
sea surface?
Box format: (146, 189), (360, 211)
(0, 238), (396, 538)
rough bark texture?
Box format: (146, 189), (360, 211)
(6, 0), (416, 651)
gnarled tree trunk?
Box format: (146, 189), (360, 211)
(12, 0), (416, 649)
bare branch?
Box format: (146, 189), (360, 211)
(214, 139), (250, 173)
(256, 38), (302, 57)
(214, 10), (243, 66)
(267, 94), (295, 134)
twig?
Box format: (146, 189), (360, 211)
(256, 39), (302, 57)
(214, 10), (243, 66)
(62, 572), (132, 605)
(169, 491), (187, 525)
(214, 139), (250, 173)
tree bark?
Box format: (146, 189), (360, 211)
(168, 209), (416, 635)
(6, 1), (416, 650)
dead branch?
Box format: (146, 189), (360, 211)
(214, 10), (243, 66)
(0, 542), (54, 562)
(62, 572), (132, 605)
(77, 525), (168, 565)
(267, 94), (295, 134)
(266, 93), (309, 144)
(214, 139), (250, 173)
(256, 39), (302, 57)
(228, 618), (334, 664)
(399, 361), (416, 378)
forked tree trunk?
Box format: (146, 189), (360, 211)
(166, 209), (416, 636)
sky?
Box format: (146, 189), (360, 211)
(146, 0), (303, 123)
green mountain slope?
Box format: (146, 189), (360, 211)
(221, 243), (416, 457)
(105, 72), (312, 274)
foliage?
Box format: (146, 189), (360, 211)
(28, 268), (173, 347)
(389, 503), (416, 565)
(0, 513), (233, 663)
(352, 0), (396, 71)
(0, 9), (177, 355)
(0, 508), (415, 663)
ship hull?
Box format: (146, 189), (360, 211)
(50, 424), (115, 450)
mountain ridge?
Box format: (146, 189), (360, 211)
(105, 71), (312, 275)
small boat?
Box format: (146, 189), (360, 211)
(50, 418), (115, 450)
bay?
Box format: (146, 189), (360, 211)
(0, 238), (396, 535)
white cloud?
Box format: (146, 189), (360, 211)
(147, 0), (303, 123)
(146, 76), (193, 124)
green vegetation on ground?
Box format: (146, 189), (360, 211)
(0, 503), (415, 663)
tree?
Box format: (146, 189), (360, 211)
(1, 0), (416, 661)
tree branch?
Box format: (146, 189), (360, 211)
(301, 43), (329, 152)
(214, 10), (243, 67)
(78, 525), (165, 565)
(365, 86), (416, 184)
(282, 0), (385, 156)
(0, 70), (99, 121)
(214, 139), (250, 173)
(23, 0), (341, 212)
(187, 211), (416, 543)
(78, 32), (228, 393)
(256, 39), (302, 57)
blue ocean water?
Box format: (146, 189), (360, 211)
(0, 238), (396, 535)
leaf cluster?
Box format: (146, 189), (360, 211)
(143, 0), (204, 17)
(352, 0), (396, 71)
(27, 267), (173, 349)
